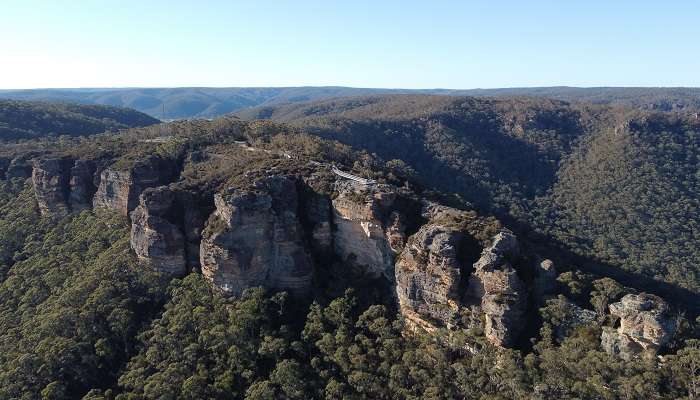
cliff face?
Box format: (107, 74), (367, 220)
(200, 176), (314, 296)
(130, 187), (187, 276)
(69, 160), (97, 210)
(331, 181), (406, 280)
(31, 157), (97, 215)
(93, 156), (178, 216)
(601, 293), (677, 360)
(31, 158), (73, 215)
(20, 154), (682, 355)
(466, 231), (527, 347)
(395, 222), (466, 331)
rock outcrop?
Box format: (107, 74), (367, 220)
(200, 176), (313, 296)
(395, 223), (467, 331)
(466, 231), (527, 347)
(6, 157), (32, 180)
(130, 187), (187, 276)
(93, 156), (178, 216)
(301, 174), (333, 256)
(332, 181), (406, 280)
(31, 158), (73, 215)
(69, 160), (97, 210)
(533, 258), (557, 302)
(601, 293), (677, 360)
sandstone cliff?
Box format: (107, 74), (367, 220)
(93, 156), (178, 216)
(466, 230), (527, 347)
(332, 181), (406, 280)
(200, 176), (313, 296)
(395, 222), (466, 331)
(31, 158), (73, 215)
(130, 186), (187, 276)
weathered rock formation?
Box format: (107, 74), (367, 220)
(130, 187), (187, 276)
(93, 156), (178, 216)
(395, 222), (467, 331)
(300, 173), (333, 256)
(601, 293), (677, 360)
(466, 230), (527, 347)
(69, 160), (97, 210)
(6, 157), (32, 180)
(32, 158), (73, 215)
(332, 181), (406, 280)
(200, 176), (313, 296)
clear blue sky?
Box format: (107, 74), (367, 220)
(1, 0), (698, 89)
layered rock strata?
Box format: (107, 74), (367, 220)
(32, 158), (73, 215)
(466, 231), (527, 347)
(130, 187), (187, 276)
(200, 176), (314, 296)
(93, 156), (178, 216)
(331, 181), (406, 280)
(395, 222), (466, 330)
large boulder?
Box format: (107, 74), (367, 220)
(601, 293), (677, 360)
(200, 176), (313, 297)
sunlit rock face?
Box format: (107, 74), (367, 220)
(601, 293), (677, 360)
(331, 181), (406, 280)
(395, 222), (466, 331)
(200, 176), (313, 297)
(465, 230), (527, 347)
(130, 186), (187, 276)
(93, 156), (178, 216)
(31, 158), (73, 215)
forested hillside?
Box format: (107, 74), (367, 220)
(0, 100), (159, 141)
(0, 104), (698, 399)
(237, 95), (700, 294)
(2, 86), (699, 119)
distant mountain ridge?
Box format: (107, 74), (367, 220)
(0, 100), (159, 141)
(2, 86), (699, 119)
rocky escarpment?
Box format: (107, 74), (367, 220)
(93, 156), (179, 216)
(601, 293), (677, 360)
(200, 176), (314, 296)
(130, 187), (187, 276)
(465, 230), (527, 347)
(332, 181), (407, 280)
(395, 221), (468, 332)
(31, 158), (73, 215)
(130, 185), (211, 275)
(31, 157), (97, 215)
